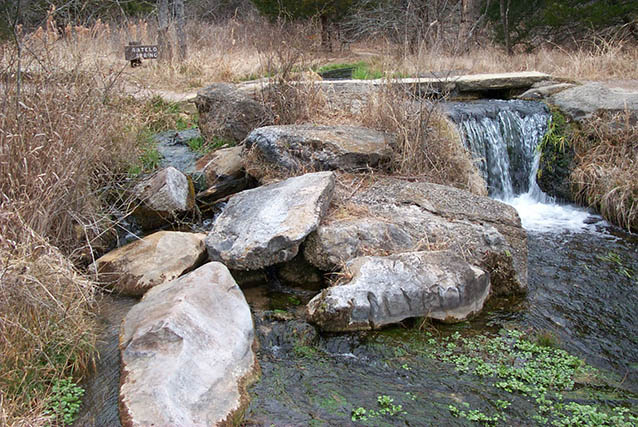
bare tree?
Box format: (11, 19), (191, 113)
(174, 0), (186, 60)
(499, 0), (511, 54)
(157, 0), (172, 61)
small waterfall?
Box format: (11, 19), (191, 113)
(445, 100), (550, 200)
(445, 99), (602, 232)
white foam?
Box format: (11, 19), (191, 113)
(504, 193), (604, 233)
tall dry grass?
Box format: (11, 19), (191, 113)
(0, 29), (137, 425)
(361, 84), (487, 195)
(8, 15), (637, 97)
(571, 112), (638, 231)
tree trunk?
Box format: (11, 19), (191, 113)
(500, 0), (512, 55)
(157, 0), (172, 62)
(174, 0), (186, 60)
(320, 14), (332, 52)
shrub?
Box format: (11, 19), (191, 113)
(0, 33), (134, 424)
(571, 112), (638, 231)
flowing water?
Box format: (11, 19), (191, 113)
(78, 100), (637, 425)
(446, 99), (638, 386)
(244, 100), (638, 424)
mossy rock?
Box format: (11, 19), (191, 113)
(537, 106), (576, 202)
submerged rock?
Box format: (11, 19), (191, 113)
(119, 262), (257, 426)
(206, 171), (336, 270)
(132, 166), (195, 230)
(93, 231), (206, 297)
(243, 125), (394, 179)
(306, 251), (490, 331)
(195, 83), (273, 144)
(304, 178), (527, 296)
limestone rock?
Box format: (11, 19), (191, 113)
(132, 167), (195, 230)
(206, 171), (336, 270)
(550, 83), (638, 121)
(304, 178), (527, 296)
(518, 83), (575, 100)
(119, 262), (257, 426)
(243, 125), (394, 179)
(306, 251), (490, 331)
(194, 145), (252, 202)
(195, 83), (273, 144)
(94, 231), (206, 297)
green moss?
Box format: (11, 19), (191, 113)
(536, 106), (576, 201)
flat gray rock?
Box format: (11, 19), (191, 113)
(306, 251), (490, 331)
(550, 82), (638, 121)
(119, 262), (257, 427)
(206, 171), (336, 270)
(243, 125), (394, 179)
(304, 178), (527, 296)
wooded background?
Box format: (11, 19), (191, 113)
(1, 0), (636, 52)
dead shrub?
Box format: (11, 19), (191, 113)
(571, 112), (638, 231)
(0, 227), (97, 425)
(0, 33), (136, 424)
(360, 83), (486, 195)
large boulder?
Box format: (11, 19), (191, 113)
(549, 82), (638, 121)
(195, 83), (273, 144)
(119, 262), (257, 426)
(306, 251), (490, 331)
(132, 167), (195, 230)
(194, 145), (252, 203)
(93, 231), (207, 297)
(304, 178), (527, 296)
(243, 125), (394, 180)
(206, 171), (336, 270)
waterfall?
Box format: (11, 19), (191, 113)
(445, 99), (550, 200)
(445, 100), (602, 233)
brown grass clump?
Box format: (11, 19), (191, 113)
(0, 229), (97, 425)
(571, 112), (638, 231)
(360, 84), (486, 195)
(0, 32), (137, 424)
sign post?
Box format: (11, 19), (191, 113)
(124, 41), (159, 67)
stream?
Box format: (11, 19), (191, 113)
(76, 100), (637, 426)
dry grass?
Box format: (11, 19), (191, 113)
(360, 84), (486, 195)
(571, 112), (638, 231)
(4, 17), (636, 104)
(0, 231), (97, 425)
(0, 28), (143, 425)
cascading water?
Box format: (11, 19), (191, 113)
(445, 99), (601, 232)
(445, 99), (638, 392)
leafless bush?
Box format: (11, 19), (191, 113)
(360, 83), (486, 195)
(571, 112), (638, 231)
(0, 27), (136, 424)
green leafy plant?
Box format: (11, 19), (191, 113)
(45, 378), (85, 426)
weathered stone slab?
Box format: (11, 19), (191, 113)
(306, 251), (490, 331)
(119, 262), (257, 426)
(195, 83), (273, 144)
(550, 82), (638, 121)
(206, 171), (336, 270)
(243, 125), (394, 179)
(289, 71), (552, 99)
(132, 166), (195, 230)
(304, 178), (527, 296)
(94, 231), (206, 297)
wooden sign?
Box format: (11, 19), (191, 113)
(124, 44), (159, 61)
